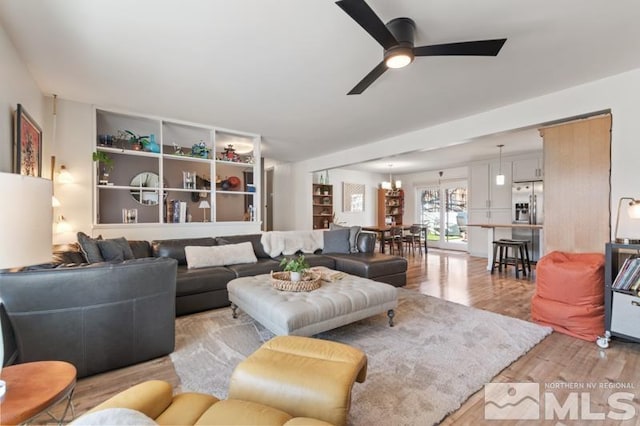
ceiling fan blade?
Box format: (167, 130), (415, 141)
(347, 61), (388, 95)
(414, 38), (507, 57)
(336, 0), (397, 50)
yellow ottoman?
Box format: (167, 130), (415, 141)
(229, 336), (367, 426)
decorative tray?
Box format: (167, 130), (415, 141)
(271, 271), (321, 292)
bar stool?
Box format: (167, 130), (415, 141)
(491, 239), (531, 278)
(501, 239), (531, 275)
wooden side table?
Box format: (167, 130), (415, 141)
(0, 361), (77, 425)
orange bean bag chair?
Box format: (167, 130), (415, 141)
(531, 251), (605, 341)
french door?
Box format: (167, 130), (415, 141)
(417, 180), (468, 251)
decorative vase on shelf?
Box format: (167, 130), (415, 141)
(145, 134), (160, 153)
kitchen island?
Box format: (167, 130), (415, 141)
(467, 223), (544, 270)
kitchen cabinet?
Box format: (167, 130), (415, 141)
(94, 107), (260, 225)
(512, 155), (543, 182)
(469, 161), (511, 210)
(468, 159), (511, 258)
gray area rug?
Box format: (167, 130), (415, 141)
(171, 288), (552, 425)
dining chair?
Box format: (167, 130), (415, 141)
(403, 225), (423, 256)
(384, 226), (404, 256)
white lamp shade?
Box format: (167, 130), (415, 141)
(0, 173), (52, 269)
(629, 201), (640, 219)
(395, 180), (402, 189)
(381, 181), (392, 190)
(496, 174), (505, 186)
(199, 200), (211, 209)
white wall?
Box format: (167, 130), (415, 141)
(319, 168), (381, 227)
(288, 68), (640, 239)
(0, 24), (45, 174)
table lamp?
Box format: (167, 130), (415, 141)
(199, 200), (210, 222)
(0, 172), (53, 399)
(614, 197), (640, 243)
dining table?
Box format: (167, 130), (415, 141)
(361, 225), (427, 255)
(466, 223), (544, 271)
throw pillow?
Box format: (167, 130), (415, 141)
(223, 241), (259, 265)
(77, 232), (104, 263)
(185, 246), (225, 269)
(97, 240), (126, 262)
(95, 237), (135, 262)
(330, 223), (362, 253)
(185, 242), (258, 269)
(323, 228), (350, 254)
(70, 408), (157, 426)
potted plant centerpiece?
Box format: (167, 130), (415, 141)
(280, 254), (310, 282)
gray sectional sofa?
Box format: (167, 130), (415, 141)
(0, 231), (407, 377)
(52, 231), (407, 316)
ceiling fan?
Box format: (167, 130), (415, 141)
(336, 0), (507, 95)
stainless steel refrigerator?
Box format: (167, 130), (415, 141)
(512, 181), (543, 262)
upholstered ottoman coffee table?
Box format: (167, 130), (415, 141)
(227, 273), (398, 336)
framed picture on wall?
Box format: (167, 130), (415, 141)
(343, 182), (365, 212)
(14, 104), (43, 177)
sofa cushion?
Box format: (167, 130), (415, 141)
(327, 253), (408, 278)
(216, 234), (270, 259)
(152, 238), (217, 266)
(323, 229), (350, 254)
(175, 265), (236, 297)
(185, 243), (257, 269)
(97, 238), (135, 262)
(77, 232), (104, 263)
(225, 259), (282, 277)
(329, 223), (362, 253)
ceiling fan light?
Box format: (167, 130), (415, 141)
(384, 46), (414, 69)
(385, 53), (412, 69)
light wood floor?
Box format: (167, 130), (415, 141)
(43, 249), (640, 425)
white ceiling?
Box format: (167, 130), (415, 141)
(1, 0), (639, 165)
(345, 127), (543, 174)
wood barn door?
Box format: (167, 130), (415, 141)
(540, 114), (611, 254)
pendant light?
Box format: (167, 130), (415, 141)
(496, 144), (505, 186)
(381, 164), (401, 190)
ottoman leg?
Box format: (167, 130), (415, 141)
(387, 309), (395, 327)
(231, 302), (238, 319)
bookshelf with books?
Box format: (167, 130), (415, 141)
(603, 243), (640, 346)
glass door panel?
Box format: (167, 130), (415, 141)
(417, 181), (468, 251)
